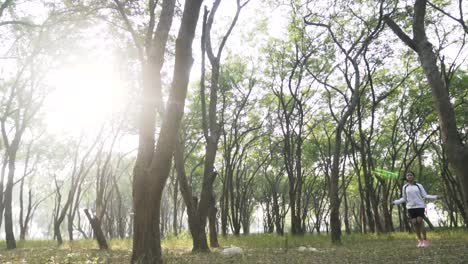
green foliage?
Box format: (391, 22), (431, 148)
(449, 70), (468, 139)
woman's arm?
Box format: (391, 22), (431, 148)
(419, 184), (437, 200)
(393, 197), (406, 205)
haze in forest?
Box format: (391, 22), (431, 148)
(0, 0), (467, 263)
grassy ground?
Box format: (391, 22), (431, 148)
(0, 229), (467, 263)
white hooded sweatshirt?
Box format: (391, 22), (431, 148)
(393, 183), (437, 209)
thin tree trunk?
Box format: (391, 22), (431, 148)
(4, 156), (17, 249)
(19, 178), (25, 240)
(54, 220), (63, 245)
(273, 193), (283, 235)
(19, 187), (34, 240)
(208, 193), (219, 247)
(174, 138), (209, 252)
(220, 189), (228, 236)
(84, 209), (109, 250)
(342, 174), (351, 235)
(172, 175), (179, 236)
(0, 153), (6, 233)
(198, 0), (246, 245)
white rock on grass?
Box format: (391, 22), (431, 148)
(298, 246), (307, 252)
(221, 246), (243, 256)
(308, 247), (319, 252)
(298, 246), (319, 252)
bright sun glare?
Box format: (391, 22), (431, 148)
(44, 60), (126, 135)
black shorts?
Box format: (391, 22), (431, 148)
(408, 208), (425, 219)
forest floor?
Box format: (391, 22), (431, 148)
(0, 228), (467, 263)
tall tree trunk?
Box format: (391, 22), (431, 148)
(198, 0), (246, 245)
(67, 212), (74, 241)
(342, 174), (351, 235)
(19, 187), (34, 240)
(131, 0), (202, 262)
(4, 153), (17, 249)
(357, 109), (383, 233)
(114, 181), (125, 239)
(360, 200), (367, 233)
(196, 140), (218, 246)
(355, 168), (368, 234)
(208, 193), (219, 247)
(0, 151), (8, 230)
(272, 193), (283, 235)
(220, 188), (229, 236)
(382, 186), (394, 232)
(0, 154), (6, 238)
(132, 178), (162, 262)
(263, 199), (274, 233)
(172, 175), (179, 236)
(329, 129), (343, 244)
(19, 178), (25, 240)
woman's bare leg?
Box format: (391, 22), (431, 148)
(417, 217), (427, 240)
(412, 218), (422, 240)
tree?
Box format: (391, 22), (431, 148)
(0, 39), (46, 249)
(131, 0), (203, 262)
(84, 124), (124, 250)
(173, 0), (247, 251)
(264, 16), (316, 234)
(199, 0), (247, 247)
(219, 58), (261, 236)
(304, 0), (385, 243)
(18, 137), (46, 240)
(0, 0), (38, 28)
(52, 133), (101, 245)
(255, 109), (291, 235)
(384, 0), (468, 225)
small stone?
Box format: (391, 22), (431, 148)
(221, 246), (243, 256)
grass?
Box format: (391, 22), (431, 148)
(0, 229), (467, 263)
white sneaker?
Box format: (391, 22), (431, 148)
(417, 240), (423, 248)
(421, 240), (429, 248)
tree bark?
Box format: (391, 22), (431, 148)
(208, 194), (219, 247)
(2, 125), (24, 250)
(172, 174), (179, 236)
(220, 189), (229, 236)
(174, 137), (210, 252)
(131, 0), (203, 262)
(84, 209), (109, 250)
(4, 158), (16, 249)
(196, 0), (246, 246)
(19, 184), (34, 240)
(54, 220), (63, 245)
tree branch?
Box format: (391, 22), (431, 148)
(112, 0), (144, 62)
(0, 21), (39, 27)
(413, 0), (428, 43)
(145, 0), (158, 52)
(428, 0), (468, 34)
(0, 0), (12, 18)
(383, 15), (418, 51)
